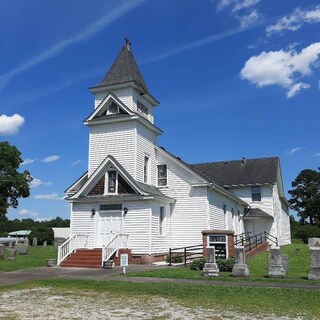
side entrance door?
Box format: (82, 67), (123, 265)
(98, 211), (122, 246)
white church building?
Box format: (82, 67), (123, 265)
(61, 39), (291, 266)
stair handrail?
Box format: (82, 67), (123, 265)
(101, 233), (129, 266)
(57, 234), (76, 265)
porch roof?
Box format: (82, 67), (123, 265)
(243, 208), (273, 219)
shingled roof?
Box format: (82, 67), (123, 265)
(92, 39), (148, 93)
(191, 157), (279, 187)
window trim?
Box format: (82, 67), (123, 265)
(157, 164), (168, 187)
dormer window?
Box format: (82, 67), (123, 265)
(137, 100), (148, 115)
(251, 186), (261, 201)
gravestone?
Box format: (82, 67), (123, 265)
(32, 237), (37, 247)
(24, 238), (29, 245)
(203, 246), (219, 277)
(8, 241), (13, 249)
(15, 243), (29, 255)
(232, 246), (249, 277)
(7, 249), (17, 261)
(308, 238), (320, 248)
(308, 247), (320, 280)
(43, 240), (47, 247)
(0, 244), (4, 260)
(268, 247), (286, 278)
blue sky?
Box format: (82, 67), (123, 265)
(1, 0), (319, 221)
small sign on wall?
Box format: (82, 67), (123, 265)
(120, 254), (128, 267)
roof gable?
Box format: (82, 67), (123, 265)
(91, 42), (148, 93)
(85, 92), (134, 123)
(191, 157), (280, 187)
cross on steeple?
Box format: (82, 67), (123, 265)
(125, 36), (131, 51)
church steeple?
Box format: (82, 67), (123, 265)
(91, 37), (148, 94)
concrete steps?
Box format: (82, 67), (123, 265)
(60, 249), (102, 268)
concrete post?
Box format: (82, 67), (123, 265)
(308, 247), (320, 280)
(232, 246), (249, 277)
(268, 247), (286, 278)
(203, 246), (219, 277)
(0, 244), (4, 260)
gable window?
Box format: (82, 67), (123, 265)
(108, 171), (117, 193)
(251, 186), (261, 201)
(157, 165), (167, 186)
(159, 206), (165, 235)
(108, 102), (118, 115)
(144, 156), (149, 183)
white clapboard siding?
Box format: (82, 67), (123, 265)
(136, 123), (157, 184)
(94, 88), (133, 110)
(88, 121), (136, 177)
(123, 201), (151, 255)
(150, 202), (170, 254)
(207, 189), (244, 232)
(155, 160), (208, 248)
(229, 185), (274, 216)
(71, 203), (96, 248)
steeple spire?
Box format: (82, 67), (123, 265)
(91, 38), (148, 93)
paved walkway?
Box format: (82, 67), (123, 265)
(1, 266), (320, 290)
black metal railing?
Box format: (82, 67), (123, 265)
(168, 244), (203, 267)
(234, 232), (278, 253)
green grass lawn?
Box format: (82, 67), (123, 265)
(0, 245), (57, 272)
(8, 278), (320, 319)
(127, 241), (314, 284)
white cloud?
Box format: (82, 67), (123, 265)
(287, 82), (310, 99)
(240, 42), (320, 98)
(34, 192), (64, 200)
(239, 10), (259, 29)
(21, 158), (35, 166)
(267, 6), (320, 36)
(215, 0), (260, 13)
(315, 152), (320, 157)
(35, 217), (54, 222)
(71, 160), (82, 166)
(42, 155), (60, 163)
(0, 114), (25, 135)
(0, 0), (147, 91)
(289, 147), (303, 154)
(18, 209), (40, 217)
(30, 177), (52, 188)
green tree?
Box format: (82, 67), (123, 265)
(0, 141), (33, 219)
(288, 168), (320, 226)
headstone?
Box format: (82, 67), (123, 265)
(308, 238), (320, 248)
(8, 241), (13, 249)
(232, 246), (249, 277)
(7, 249), (17, 261)
(24, 238), (29, 245)
(15, 243), (29, 255)
(0, 244), (4, 260)
(46, 259), (57, 267)
(43, 240), (47, 247)
(308, 247), (320, 280)
(203, 246), (219, 277)
(268, 247), (286, 278)
(32, 237), (37, 247)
